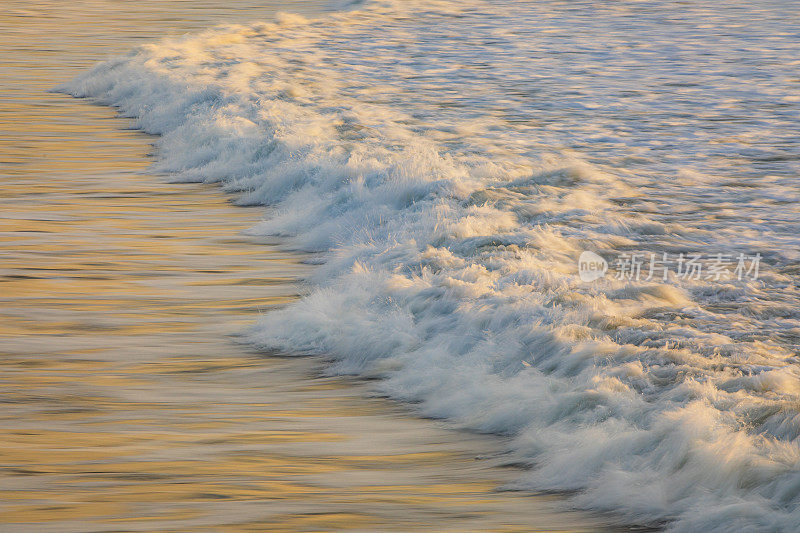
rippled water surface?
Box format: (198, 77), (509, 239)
(57, 0), (800, 530)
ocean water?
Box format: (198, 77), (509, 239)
(61, 0), (800, 530)
(1, 1), (615, 530)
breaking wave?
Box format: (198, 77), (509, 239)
(61, 0), (800, 529)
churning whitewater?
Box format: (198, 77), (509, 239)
(61, 0), (800, 530)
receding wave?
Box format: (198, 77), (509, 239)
(60, 0), (800, 530)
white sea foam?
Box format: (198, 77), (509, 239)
(60, 0), (800, 529)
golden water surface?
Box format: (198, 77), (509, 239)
(0, 2), (609, 531)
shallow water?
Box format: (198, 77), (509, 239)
(58, 0), (800, 530)
(0, 2), (609, 531)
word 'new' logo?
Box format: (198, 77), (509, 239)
(578, 251), (608, 282)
